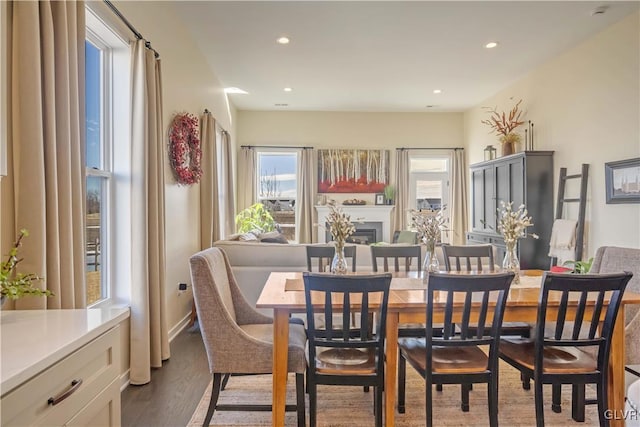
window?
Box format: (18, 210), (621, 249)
(85, 7), (131, 306)
(256, 151), (298, 241)
(408, 154), (451, 242)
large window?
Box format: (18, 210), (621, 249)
(85, 7), (131, 306)
(409, 154), (451, 242)
(256, 151), (298, 241)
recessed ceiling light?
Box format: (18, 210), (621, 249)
(284, 87), (293, 92)
(276, 36), (290, 45)
(433, 89), (442, 94)
(224, 87), (248, 94)
(275, 103), (289, 107)
(485, 42), (499, 49)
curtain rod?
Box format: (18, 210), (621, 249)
(202, 109), (229, 134)
(397, 147), (463, 151)
(241, 145), (313, 149)
(103, 0), (160, 59)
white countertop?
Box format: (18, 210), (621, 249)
(1, 307), (130, 396)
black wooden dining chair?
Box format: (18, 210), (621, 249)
(398, 271), (515, 426)
(306, 244), (357, 272)
(499, 272), (632, 427)
(370, 245), (422, 273)
(303, 272), (392, 427)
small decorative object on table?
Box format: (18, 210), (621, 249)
(342, 198), (366, 205)
(383, 185), (395, 205)
(481, 99), (525, 157)
(324, 202), (356, 274)
(1, 229), (52, 307)
(496, 201), (538, 284)
(409, 207), (447, 272)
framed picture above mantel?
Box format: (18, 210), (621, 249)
(317, 149), (389, 193)
(605, 158), (640, 204)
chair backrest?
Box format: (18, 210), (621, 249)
(306, 245), (357, 272)
(534, 272), (632, 373)
(370, 245), (422, 272)
(442, 244), (495, 272)
(303, 272), (392, 374)
(189, 247), (261, 372)
(425, 271), (515, 372)
(393, 230), (418, 244)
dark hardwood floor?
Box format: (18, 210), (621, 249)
(121, 323), (210, 427)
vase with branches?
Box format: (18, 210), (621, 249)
(323, 202), (356, 274)
(481, 99), (525, 156)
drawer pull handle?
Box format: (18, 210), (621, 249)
(47, 379), (83, 406)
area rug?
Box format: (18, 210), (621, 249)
(188, 360), (600, 426)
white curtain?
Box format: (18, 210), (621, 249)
(10, 0), (86, 309)
(392, 149), (410, 233)
(450, 149), (468, 245)
(296, 148), (315, 243)
(221, 131), (235, 236)
(199, 112), (219, 249)
(129, 39), (170, 385)
(237, 146), (256, 211)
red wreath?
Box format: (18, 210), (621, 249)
(169, 113), (202, 185)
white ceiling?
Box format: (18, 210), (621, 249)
(174, 1), (639, 112)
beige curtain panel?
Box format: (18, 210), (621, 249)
(392, 149), (410, 233)
(221, 131), (235, 237)
(129, 39), (170, 385)
(450, 149), (468, 245)
(11, 0), (86, 309)
(296, 148), (315, 243)
(199, 112), (220, 249)
(237, 146), (256, 212)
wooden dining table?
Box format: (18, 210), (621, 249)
(256, 270), (640, 427)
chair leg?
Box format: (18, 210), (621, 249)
(203, 373), (222, 427)
(309, 382), (317, 427)
(521, 373), (531, 390)
(221, 373), (231, 391)
(534, 377), (545, 427)
(597, 379), (609, 427)
(398, 353), (406, 414)
(375, 386), (384, 427)
(552, 383), (562, 413)
(488, 380), (499, 427)
(426, 377), (433, 427)
(436, 383), (443, 392)
(295, 373), (305, 427)
(571, 384), (585, 422)
(461, 383), (471, 412)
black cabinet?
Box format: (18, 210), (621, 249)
(467, 151), (554, 270)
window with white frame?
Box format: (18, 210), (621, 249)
(85, 7), (131, 306)
(408, 154), (451, 242)
(256, 150), (298, 241)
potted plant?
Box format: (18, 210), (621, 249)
(383, 185), (395, 205)
(235, 203), (277, 234)
(1, 229), (52, 306)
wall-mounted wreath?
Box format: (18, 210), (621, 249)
(169, 113), (202, 185)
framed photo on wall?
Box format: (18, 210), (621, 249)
(605, 158), (640, 204)
(375, 193), (385, 205)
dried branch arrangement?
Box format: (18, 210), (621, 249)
(481, 99), (525, 137)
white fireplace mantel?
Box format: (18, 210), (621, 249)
(315, 205), (395, 243)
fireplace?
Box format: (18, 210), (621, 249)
(326, 221), (383, 245)
(316, 205), (394, 243)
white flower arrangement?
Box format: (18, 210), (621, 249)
(409, 207), (447, 245)
(324, 203), (356, 247)
(497, 201), (538, 245)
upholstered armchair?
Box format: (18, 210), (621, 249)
(189, 247), (306, 426)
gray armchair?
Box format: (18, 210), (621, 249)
(189, 247), (306, 426)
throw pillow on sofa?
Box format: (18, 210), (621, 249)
(259, 231), (289, 244)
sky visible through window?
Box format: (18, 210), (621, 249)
(259, 153), (297, 198)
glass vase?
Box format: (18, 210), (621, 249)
(331, 243), (348, 274)
(502, 241), (520, 284)
(423, 239), (440, 273)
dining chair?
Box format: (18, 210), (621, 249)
(370, 244), (422, 273)
(306, 244), (357, 272)
(303, 272), (392, 427)
(189, 247), (306, 427)
(398, 271), (515, 426)
(499, 272), (632, 427)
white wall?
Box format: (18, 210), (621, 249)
(464, 12), (640, 257)
(237, 111), (464, 204)
(114, 1), (234, 334)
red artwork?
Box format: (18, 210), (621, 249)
(317, 149), (389, 193)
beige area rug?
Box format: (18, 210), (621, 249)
(188, 361), (600, 426)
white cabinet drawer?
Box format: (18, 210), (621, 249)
(66, 377), (121, 427)
(1, 325), (120, 426)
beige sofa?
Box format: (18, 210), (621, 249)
(590, 246), (640, 365)
(212, 240), (441, 310)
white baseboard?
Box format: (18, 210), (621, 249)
(168, 311), (192, 342)
(120, 370), (130, 392)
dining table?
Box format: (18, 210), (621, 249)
(256, 270), (640, 427)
